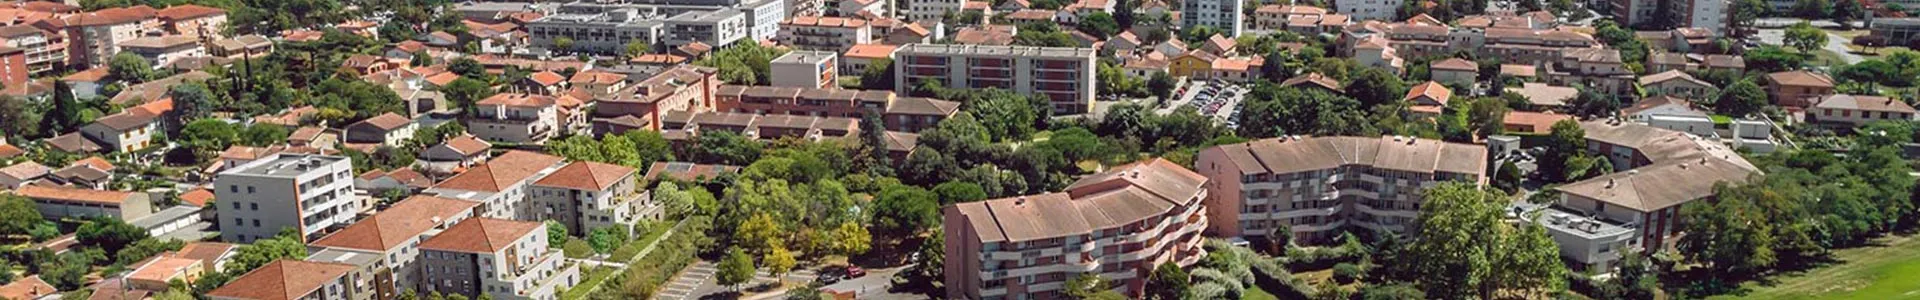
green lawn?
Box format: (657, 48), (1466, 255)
(1714, 234), (1920, 299)
(607, 223), (672, 261)
(561, 266), (619, 300)
(1244, 286), (1280, 300)
(1808, 50), (1851, 68)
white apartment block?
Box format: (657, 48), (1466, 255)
(529, 161), (660, 235)
(216, 154), (359, 243)
(527, 5), (664, 54)
(893, 44), (1097, 114)
(418, 218), (581, 300)
(529, 0), (779, 54)
(1335, 0), (1401, 21)
(1183, 0), (1246, 36)
(664, 9), (750, 48)
(778, 16), (874, 51)
(1193, 136), (1488, 244)
(469, 93), (562, 144)
(770, 50), (838, 89)
(0, 26), (64, 75)
(906, 0), (963, 22)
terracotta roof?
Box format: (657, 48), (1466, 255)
(1502, 111), (1573, 133)
(46, 132), (102, 152)
(355, 113), (412, 130)
(1005, 9), (1055, 20)
(90, 110), (158, 131)
(1281, 73), (1342, 91)
(170, 242), (235, 270)
(52, 164), (109, 182)
(16, 1), (78, 13)
(178, 188), (214, 206)
(424, 72), (460, 87)
(1507, 83), (1577, 106)
(951, 158), (1207, 243)
(1639, 69), (1711, 87)
(0, 161), (46, 180)
(310, 195), (478, 251)
(1622, 95), (1700, 116)
(156, 4), (222, 20)
(883, 131), (919, 152)
(129, 256), (200, 283)
(1204, 34), (1236, 53)
(953, 26), (1016, 45)
(87, 278), (147, 300)
(1499, 64), (1536, 77)
(206, 260), (356, 300)
(440, 135), (492, 156)
(843, 43), (899, 59)
(1200, 135), (1487, 177)
(287, 127), (325, 142)
(532, 161), (635, 191)
(568, 70), (625, 86)
(783, 16), (869, 28)
(1431, 58), (1477, 71)
(476, 93), (556, 107)
(64, 5), (154, 27)
(1767, 70), (1835, 88)
(1814, 94), (1919, 113)
(418, 218), (542, 253)
(0, 275), (54, 300)
(0, 144), (21, 159)
(1403, 81), (1452, 106)
(528, 71), (565, 86)
(62, 68), (109, 82)
(676, 41), (713, 56)
(15, 184), (136, 205)
(433, 150), (564, 192)
(1556, 150), (1755, 212)
(628, 53), (688, 64)
(885, 97), (961, 116)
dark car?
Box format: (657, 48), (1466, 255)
(816, 268), (845, 284)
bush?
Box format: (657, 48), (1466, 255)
(1331, 263), (1363, 284)
(564, 238), (593, 259)
(591, 217), (712, 299)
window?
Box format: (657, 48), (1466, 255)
(253, 219), (261, 227)
(233, 218), (242, 225)
(232, 202), (241, 210)
(250, 203), (259, 210)
(247, 186), (255, 193)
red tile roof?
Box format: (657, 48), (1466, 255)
(178, 188), (214, 206)
(206, 260), (356, 300)
(433, 150), (564, 192)
(156, 4), (223, 20)
(64, 5), (154, 27)
(418, 218), (542, 253)
(533, 161), (634, 191)
(15, 184), (137, 205)
(310, 195), (478, 251)
(0, 275), (55, 300)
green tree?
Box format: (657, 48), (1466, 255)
(547, 221), (569, 245)
(1715, 79), (1769, 117)
(624, 41), (650, 59)
(1145, 262), (1188, 300)
(1732, 0), (1770, 37)
(443, 77), (494, 116)
(859, 58), (895, 90)
(0, 194), (44, 238)
(1746, 46), (1807, 72)
(1466, 97), (1509, 139)
(1834, 0), (1865, 28)
(225, 233), (308, 275)
(1064, 273), (1126, 299)
(109, 52), (154, 83)
(1344, 67), (1409, 107)
(1406, 183), (1567, 299)
(170, 82), (215, 121)
(1077, 12), (1121, 39)
(1791, 0), (1831, 18)
(554, 37), (575, 51)
(1536, 120), (1587, 183)
(764, 246), (797, 280)
(716, 247), (756, 290)
(1784, 22), (1828, 53)
(737, 213), (786, 254)
(932, 181), (989, 204)
(829, 222), (872, 256)
(76, 217), (147, 254)
(42, 81), (82, 134)
(1147, 72), (1176, 101)
(871, 185), (940, 233)
(1678, 182), (1780, 278)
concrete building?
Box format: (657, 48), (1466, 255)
(663, 9), (749, 48)
(425, 151), (568, 220)
(1808, 94), (1920, 127)
(307, 196), (479, 299)
(156, 4), (227, 40)
(0, 162), (46, 189)
(893, 44), (1097, 114)
(64, 5), (159, 68)
(592, 65), (721, 135)
(470, 93), (561, 144)
(1608, 0), (1726, 33)
(14, 184), (154, 221)
(206, 260), (365, 300)
(770, 50), (838, 89)
(80, 109), (161, 153)
(711, 85), (961, 132)
(1541, 120), (1759, 271)
(1335, 0), (1401, 20)
(1193, 136), (1488, 243)
(841, 43), (898, 74)
(943, 158), (1210, 299)
(1870, 18), (1920, 47)
(1429, 58), (1478, 86)
(117, 35), (203, 68)
(1183, 0), (1245, 36)
(906, 0), (964, 21)
(417, 218), (580, 300)
(531, 161), (657, 234)
(778, 16), (873, 51)
(215, 154), (358, 243)
(527, 1), (779, 54)
(0, 26), (64, 75)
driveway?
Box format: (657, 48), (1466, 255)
(654, 261), (819, 300)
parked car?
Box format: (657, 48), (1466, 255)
(845, 266), (867, 278)
(817, 268), (846, 284)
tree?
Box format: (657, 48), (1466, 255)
(1466, 97), (1509, 139)
(0, 194), (44, 238)
(932, 181), (989, 204)
(1784, 22), (1828, 53)
(1064, 273), (1127, 299)
(587, 226), (630, 254)
(76, 217), (147, 254)
(859, 58), (895, 90)
(170, 82), (215, 121)
(547, 221), (569, 245)
(716, 247), (756, 290)
(1715, 79), (1768, 117)
(1732, 0), (1769, 37)
(109, 52), (154, 83)
(1537, 120), (1587, 183)
(1145, 262), (1188, 300)
(1834, 0), (1865, 28)
(1358, 284), (1426, 300)
(443, 77), (494, 116)
(871, 185), (941, 233)
(737, 213), (786, 254)
(1790, 0), (1831, 18)
(1077, 12), (1120, 39)
(1494, 160), (1524, 192)
(42, 81), (82, 134)
(1746, 46), (1807, 72)
(226, 233), (308, 275)
(1406, 183), (1566, 299)
(1345, 67), (1409, 107)
(1679, 182), (1780, 278)
(1147, 72), (1176, 101)
(828, 222), (872, 256)
(554, 37), (575, 51)
(764, 246), (797, 281)
(624, 41), (650, 59)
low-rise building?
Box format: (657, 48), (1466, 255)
(592, 65), (721, 135)
(418, 218), (580, 300)
(214, 154), (357, 243)
(346, 113), (418, 147)
(156, 4), (226, 40)
(424, 151), (568, 220)
(893, 44), (1097, 114)
(308, 195), (480, 299)
(470, 93), (561, 144)
(1808, 94), (1920, 127)
(418, 135), (494, 175)
(16, 184), (154, 220)
(770, 50), (838, 89)
(711, 85), (959, 132)
(127, 256), (204, 291)
(1429, 58), (1477, 86)
(943, 158), (1211, 299)
(117, 35), (203, 68)
(841, 43), (897, 74)
(779, 16), (871, 51)
(1639, 70), (1714, 99)
(1194, 136), (1488, 243)
(1765, 70), (1836, 108)
(0, 161), (47, 189)
(1541, 120), (1759, 271)
(80, 109), (161, 153)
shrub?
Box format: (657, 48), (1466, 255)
(1331, 263), (1363, 284)
(564, 238), (593, 259)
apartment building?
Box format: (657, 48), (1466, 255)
(711, 85), (961, 132)
(1344, 20), (1601, 67)
(155, 4), (225, 40)
(893, 44), (1097, 114)
(117, 35), (202, 68)
(593, 65), (720, 135)
(64, 5), (158, 68)
(15, 184), (154, 220)
(1542, 48), (1635, 95)
(1252, 5), (1352, 35)
(207, 260), (365, 300)
(1183, 0), (1244, 36)
(425, 151), (569, 220)
(664, 9), (748, 48)
(307, 196), (480, 300)
(215, 154), (358, 243)
(531, 161), (658, 234)
(943, 158), (1211, 299)
(905, 0), (963, 21)
(662, 110), (861, 140)
(778, 16), (872, 51)
(0, 25), (62, 75)
(1335, 0), (1401, 20)
(470, 93), (561, 144)
(1808, 94), (1920, 127)
(526, 4), (663, 53)
(418, 218), (580, 300)
(527, 0), (779, 54)
(1541, 120), (1759, 271)
(1609, 0), (1726, 33)
(1871, 18), (1920, 47)
(1193, 136), (1488, 243)
(770, 51), (838, 89)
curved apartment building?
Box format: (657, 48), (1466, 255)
(942, 158), (1210, 300)
(1193, 136), (1487, 244)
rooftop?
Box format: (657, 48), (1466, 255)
(418, 218), (543, 253)
(309, 195), (478, 251)
(950, 158), (1206, 243)
(896, 43), (1096, 59)
(206, 260), (356, 300)
(772, 50), (838, 64)
(1201, 135), (1488, 176)
(222, 154), (347, 177)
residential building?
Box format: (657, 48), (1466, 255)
(418, 135), (495, 175)
(80, 109), (160, 153)
(127, 257), (204, 291)
(663, 9), (748, 48)
(1871, 18), (1920, 47)
(1764, 70), (1835, 108)
(838, 0), (887, 17)
(905, 0), (963, 21)
(1429, 58), (1477, 86)
(841, 43), (898, 74)
(1639, 70), (1715, 99)
(1183, 0), (1244, 36)
(117, 35), (202, 68)
(307, 195), (480, 299)
(0, 25), (62, 75)
(1507, 82), (1580, 109)
(779, 16), (872, 51)
(531, 161), (657, 234)
(155, 4), (225, 40)
(1623, 95), (1704, 122)
(0, 161), (47, 189)
(943, 158), (1211, 299)
(64, 5), (158, 68)
(208, 35), (271, 58)
(207, 260), (364, 300)
(1542, 48), (1635, 96)
(424, 150), (568, 220)
(1808, 94), (1920, 127)
(15, 184), (154, 220)
(417, 218), (581, 300)
(470, 94), (561, 144)
(1168, 50), (1263, 82)
(1253, 5), (1352, 34)
(711, 85), (960, 132)
(892, 44), (1097, 114)
(592, 65), (720, 135)
(527, 0), (779, 54)
(1335, 0), (1401, 20)
(214, 154), (358, 243)
(770, 50), (837, 89)
(1542, 120), (1758, 271)
(1193, 136), (1488, 243)
(346, 113), (418, 147)
(662, 110), (861, 140)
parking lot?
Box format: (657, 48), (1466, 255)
(653, 260), (821, 300)
(1157, 78), (1248, 127)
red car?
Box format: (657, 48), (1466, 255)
(845, 266), (867, 278)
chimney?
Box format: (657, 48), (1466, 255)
(1015, 196), (1027, 205)
(1605, 178), (1615, 188)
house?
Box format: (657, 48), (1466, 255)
(1639, 70), (1714, 99)
(45, 133), (103, 153)
(1765, 70), (1836, 108)
(127, 256), (204, 291)
(1405, 81), (1452, 106)
(1200, 34), (1236, 55)
(568, 70), (628, 97)
(156, 4), (226, 40)
(168, 242), (238, 272)
(469, 93), (560, 144)
(1623, 95), (1706, 123)
(49, 158), (114, 189)
(286, 126), (333, 149)
(1808, 94), (1920, 127)
(80, 109), (161, 153)
(356, 168), (433, 195)
(883, 131), (920, 162)
(1430, 58), (1478, 86)
(207, 34), (270, 58)
(1280, 72), (1342, 93)
(519, 70), (566, 95)
(345, 113), (417, 147)
(117, 35), (204, 69)
(1106, 31), (1143, 52)
(418, 135), (493, 175)
(0, 161), (48, 189)
(642, 161), (741, 184)
(0, 275), (55, 300)
(841, 43), (898, 74)
(1502, 110), (1574, 133)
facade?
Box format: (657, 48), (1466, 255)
(424, 151), (568, 220)
(14, 184), (154, 221)
(1543, 120), (1759, 271)
(778, 16), (872, 51)
(892, 44), (1097, 114)
(117, 35), (203, 68)
(214, 154), (358, 243)
(0, 25), (64, 75)
(307, 195), (480, 299)
(417, 218), (581, 300)
(592, 65), (720, 135)
(1808, 94), (1920, 127)
(528, 1), (778, 54)
(1335, 0), (1401, 20)
(1871, 18), (1920, 47)
(1429, 58), (1477, 86)
(769, 50), (838, 89)
(346, 113), (418, 147)
(470, 93), (561, 144)
(663, 9), (749, 48)
(64, 6), (159, 68)
(79, 109), (160, 153)
(207, 260), (364, 300)
(531, 161), (657, 234)
(156, 4), (227, 40)
(1764, 70), (1836, 108)
(1193, 136), (1488, 243)
(906, 0), (964, 21)
(1182, 0), (1245, 36)
(710, 85), (961, 132)
(1639, 70), (1715, 99)
(943, 158), (1211, 299)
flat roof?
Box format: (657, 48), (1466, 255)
(773, 50), (838, 64)
(223, 154), (347, 177)
(896, 43), (1096, 59)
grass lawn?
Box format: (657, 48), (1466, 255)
(608, 223), (674, 262)
(1244, 286), (1281, 300)
(1713, 234), (1920, 299)
(1809, 50), (1850, 68)
(561, 266), (619, 300)
(1709, 115), (1733, 126)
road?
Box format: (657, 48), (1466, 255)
(818, 266), (915, 299)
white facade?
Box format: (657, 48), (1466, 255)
(892, 44), (1098, 114)
(770, 50), (837, 88)
(906, 0), (963, 22)
(215, 154), (358, 243)
(1335, 0), (1401, 21)
(1184, 0), (1246, 36)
